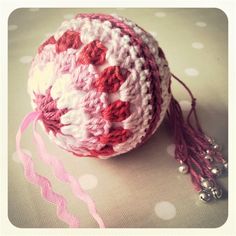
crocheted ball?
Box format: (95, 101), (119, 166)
(28, 13), (172, 159)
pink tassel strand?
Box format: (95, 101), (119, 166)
(167, 74), (228, 202)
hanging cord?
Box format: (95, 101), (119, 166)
(16, 111), (105, 227)
(166, 73), (228, 202)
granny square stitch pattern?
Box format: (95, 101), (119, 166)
(28, 13), (172, 158)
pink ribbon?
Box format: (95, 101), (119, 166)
(16, 111), (105, 228)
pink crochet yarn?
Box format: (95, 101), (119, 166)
(28, 13), (170, 158)
(16, 13), (227, 228)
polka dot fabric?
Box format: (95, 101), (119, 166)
(13, 9), (228, 229)
(28, 13), (172, 159)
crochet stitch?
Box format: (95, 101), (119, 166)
(16, 13), (227, 228)
(28, 13), (171, 158)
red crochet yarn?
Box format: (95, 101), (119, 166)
(56, 30), (82, 53)
(94, 66), (129, 93)
(101, 100), (130, 122)
(77, 40), (107, 65)
(99, 127), (132, 145)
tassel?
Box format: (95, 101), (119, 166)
(166, 74), (227, 202)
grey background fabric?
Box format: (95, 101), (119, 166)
(8, 8), (228, 228)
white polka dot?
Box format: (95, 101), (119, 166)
(154, 12), (166, 18)
(29, 8), (39, 12)
(63, 14), (74, 20)
(79, 174), (98, 190)
(8, 25), (18, 31)
(155, 201), (176, 220)
(192, 42), (204, 49)
(184, 68), (199, 77)
(166, 144), (175, 157)
(179, 100), (191, 111)
(149, 31), (157, 37)
(19, 56), (33, 64)
(195, 21), (207, 27)
(12, 149), (32, 163)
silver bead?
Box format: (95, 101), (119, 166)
(206, 150), (211, 154)
(199, 191), (212, 202)
(178, 164), (189, 174)
(211, 187), (223, 199)
(204, 155), (214, 162)
(201, 179), (214, 189)
(223, 162), (228, 170)
(205, 136), (214, 143)
(211, 167), (222, 176)
(213, 144), (221, 150)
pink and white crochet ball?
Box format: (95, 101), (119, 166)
(28, 13), (172, 159)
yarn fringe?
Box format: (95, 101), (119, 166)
(166, 74), (227, 202)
